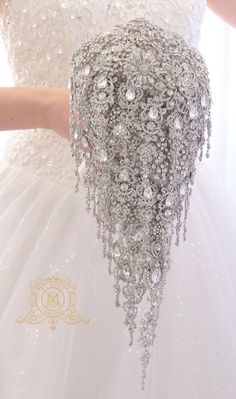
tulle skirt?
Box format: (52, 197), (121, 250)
(0, 156), (236, 399)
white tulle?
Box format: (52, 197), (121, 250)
(1, 158), (236, 398)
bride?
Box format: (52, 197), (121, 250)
(0, 1), (236, 398)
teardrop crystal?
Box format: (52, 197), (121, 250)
(151, 268), (161, 284)
(189, 106), (198, 119)
(125, 87), (136, 101)
(144, 186), (153, 200)
(174, 117), (182, 130)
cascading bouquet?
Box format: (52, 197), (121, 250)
(68, 18), (212, 391)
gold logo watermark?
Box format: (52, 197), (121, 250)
(16, 275), (90, 330)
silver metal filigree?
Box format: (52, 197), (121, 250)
(68, 18), (212, 391)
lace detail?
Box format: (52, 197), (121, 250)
(0, 0), (206, 190)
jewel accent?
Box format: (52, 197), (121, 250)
(151, 268), (161, 284)
(143, 186), (153, 200)
(82, 64), (90, 76)
(119, 168), (129, 181)
(174, 117), (182, 130)
(125, 87), (136, 101)
(201, 95), (207, 107)
(97, 75), (107, 89)
(132, 225), (144, 241)
(148, 106), (159, 120)
(69, 18), (212, 391)
(189, 106), (198, 119)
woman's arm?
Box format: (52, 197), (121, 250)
(0, 87), (71, 140)
(207, 0), (236, 28)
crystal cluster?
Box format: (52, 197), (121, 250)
(69, 18), (212, 391)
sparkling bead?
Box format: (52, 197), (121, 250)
(189, 107), (198, 119)
(125, 87), (136, 101)
(97, 75), (107, 89)
(174, 117), (182, 130)
(144, 186), (153, 200)
(41, 14), (47, 21)
(70, 13), (76, 19)
(74, 132), (79, 139)
(148, 107), (159, 120)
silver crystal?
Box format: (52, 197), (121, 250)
(97, 75), (107, 89)
(119, 168), (129, 181)
(201, 95), (207, 107)
(132, 225), (143, 241)
(148, 106), (159, 120)
(189, 106), (198, 119)
(151, 268), (161, 284)
(100, 149), (108, 162)
(125, 87), (136, 101)
(144, 186), (153, 200)
(82, 64), (90, 76)
(174, 117), (182, 130)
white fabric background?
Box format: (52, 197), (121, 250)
(0, 8), (236, 195)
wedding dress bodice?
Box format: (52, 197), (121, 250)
(0, 0), (207, 190)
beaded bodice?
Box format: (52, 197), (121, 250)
(0, 0), (207, 190)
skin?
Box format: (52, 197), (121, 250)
(0, 0), (235, 141)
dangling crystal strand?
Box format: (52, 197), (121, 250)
(183, 185), (192, 241)
(206, 118), (212, 159)
(114, 280), (121, 307)
(174, 206), (183, 246)
(107, 229), (113, 274)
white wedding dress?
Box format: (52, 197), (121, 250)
(0, 0), (236, 398)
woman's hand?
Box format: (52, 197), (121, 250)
(45, 88), (71, 140)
